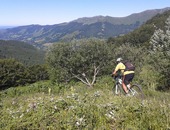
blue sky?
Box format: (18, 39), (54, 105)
(0, 0), (170, 26)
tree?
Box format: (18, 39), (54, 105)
(0, 59), (30, 89)
(165, 16), (170, 51)
(150, 15), (170, 52)
(28, 64), (49, 82)
(46, 39), (112, 87)
(149, 16), (170, 90)
(149, 28), (166, 51)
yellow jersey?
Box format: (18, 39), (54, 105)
(114, 62), (134, 75)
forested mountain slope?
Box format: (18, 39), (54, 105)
(107, 9), (170, 47)
(0, 40), (45, 65)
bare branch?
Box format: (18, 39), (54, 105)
(73, 74), (89, 86)
(81, 73), (91, 86)
(92, 65), (100, 85)
(70, 65), (100, 87)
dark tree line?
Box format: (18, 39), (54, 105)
(0, 40), (45, 66)
(0, 59), (49, 90)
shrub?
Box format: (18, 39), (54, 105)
(0, 59), (30, 89)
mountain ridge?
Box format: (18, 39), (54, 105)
(72, 7), (170, 25)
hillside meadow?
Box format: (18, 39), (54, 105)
(0, 76), (170, 130)
(0, 9), (170, 130)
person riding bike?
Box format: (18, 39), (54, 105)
(112, 57), (135, 95)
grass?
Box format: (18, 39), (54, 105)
(0, 77), (170, 130)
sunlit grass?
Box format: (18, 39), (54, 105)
(0, 78), (170, 130)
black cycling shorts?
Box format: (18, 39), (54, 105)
(123, 73), (134, 85)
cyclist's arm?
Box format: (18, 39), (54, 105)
(112, 64), (120, 75)
(112, 63), (125, 76)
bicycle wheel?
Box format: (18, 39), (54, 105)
(129, 84), (145, 99)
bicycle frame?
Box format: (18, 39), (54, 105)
(115, 77), (123, 95)
(114, 76), (139, 96)
(114, 76), (122, 95)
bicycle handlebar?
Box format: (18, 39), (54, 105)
(112, 74), (122, 84)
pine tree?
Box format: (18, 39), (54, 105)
(165, 16), (170, 52)
(150, 28), (165, 51)
(149, 15), (170, 90)
(150, 15), (170, 52)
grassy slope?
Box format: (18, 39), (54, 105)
(0, 77), (170, 130)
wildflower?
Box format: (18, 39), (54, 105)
(26, 109), (30, 112)
(54, 105), (57, 110)
(48, 87), (51, 95)
(68, 105), (75, 110)
(50, 97), (54, 102)
(20, 113), (24, 118)
(105, 110), (115, 119)
(12, 100), (16, 105)
(94, 91), (100, 97)
(28, 102), (37, 110)
(75, 116), (86, 127)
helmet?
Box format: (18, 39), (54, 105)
(116, 57), (123, 62)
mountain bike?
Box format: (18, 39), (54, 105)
(112, 75), (145, 99)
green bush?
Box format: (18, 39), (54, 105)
(138, 64), (161, 90)
(28, 64), (49, 82)
(46, 39), (112, 87)
(0, 59), (30, 88)
(0, 59), (49, 89)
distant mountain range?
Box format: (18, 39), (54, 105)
(0, 26), (16, 29)
(0, 7), (170, 48)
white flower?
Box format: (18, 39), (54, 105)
(75, 121), (80, 126)
(28, 102), (37, 109)
(26, 109), (30, 112)
(105, 110), (115, 119)
(20, 113), (24, 118)
(54, 105), (57, 110)
(75, 116), (86, 127)
(94, 91), (100, 97)
(50, 97), (54, 101)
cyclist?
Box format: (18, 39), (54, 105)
(112, 57), (135, 95)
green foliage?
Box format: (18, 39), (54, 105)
(28, 64), (49, 82)
(107, 24), (155, 47)
(46, 37), (169, 90)
(139, 64), (161, 90)
(0, 40), (45, 66)
(106, 10), (170, 90)
(148, 52), (170, 90)
(0, 81), (53, 98)
(0, 59), (30, 88)
(0, 79), (170, 130)
(146, 10), (170, 30)
(46, 39), (112, 86)
(0, 59), (49, 89)
(107, 10), (170, 47)
(148, 16), (170, 90)
(1, 9), (170, 130)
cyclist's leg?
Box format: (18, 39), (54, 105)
(122, 76), (129, 94)
(124, 73), (135, 93)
